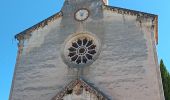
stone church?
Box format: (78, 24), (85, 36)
(10, 0), (165, 100)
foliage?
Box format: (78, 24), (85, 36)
(160, 59), (170, 100)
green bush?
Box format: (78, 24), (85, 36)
(160, 59), (170, 100)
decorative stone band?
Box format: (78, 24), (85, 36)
(61, 32), (101, 68)
(51, 78), (109, 100)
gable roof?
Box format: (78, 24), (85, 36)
(15, 5), (158, 44)
(51, 78), (110, 100)
(15, 12), (62, 41)
(103, 5), (158, 44)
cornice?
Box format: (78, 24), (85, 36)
(15, 11), (62, 41)
(103, 5), (158, 44)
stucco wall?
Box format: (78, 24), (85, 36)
(83, 10), (162, 100)
(10, 0), (164, 100)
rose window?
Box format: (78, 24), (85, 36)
(62, 33), (101, 68)
(68, 38), (97, 64)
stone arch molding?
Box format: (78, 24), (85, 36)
(51, 79), (109, 100)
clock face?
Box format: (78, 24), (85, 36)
(75, 8), (89, 21)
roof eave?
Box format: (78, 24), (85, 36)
(15, 11), (63, 41)
(104, 5), (158, 45)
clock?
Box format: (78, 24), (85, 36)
(74, 8), (89, 21)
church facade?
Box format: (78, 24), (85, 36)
(10, 0), (165, 100)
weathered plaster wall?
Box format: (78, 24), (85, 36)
(10, 18), (71, 100)
(10, 0), (164, 100)
(83, 9), (163, 100)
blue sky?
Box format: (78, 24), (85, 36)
(0, 0), (169, 100)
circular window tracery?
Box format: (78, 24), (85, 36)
(62, 33), (101, 68)
(68, 38), (97, 64)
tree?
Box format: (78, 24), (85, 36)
(160, 59), (170, 100)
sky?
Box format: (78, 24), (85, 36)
(0, 0), (170, 100)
